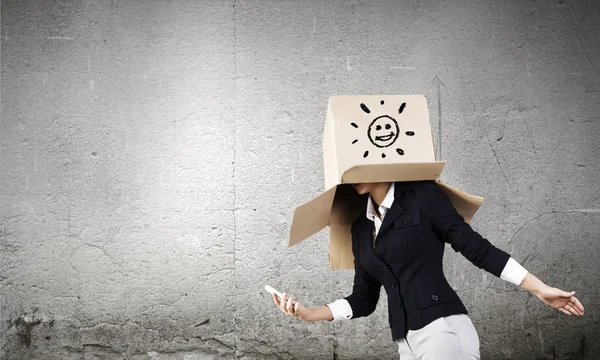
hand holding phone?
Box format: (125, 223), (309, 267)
(265, 284), (297, 305)
(266, 284), (315, 321)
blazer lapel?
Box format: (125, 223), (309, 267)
(354, 214), (388, 267)
(375, 200), (403, 243)
(374, 181), (415, 243)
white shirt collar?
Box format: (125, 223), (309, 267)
(366, 182), (395, 222)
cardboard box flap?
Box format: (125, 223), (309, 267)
(328, 224), (354, 270)
(341, 162), (446, 184)
(328, 184), (368, 270)
(435, 179), (483, 224)
(289, 186), (338, 246)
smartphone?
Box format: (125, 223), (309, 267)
(265, 285), (297, 305)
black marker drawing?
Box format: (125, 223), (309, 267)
(351, 101), (414, 158)
(398, 102), (406, 114)
(368, 115), (400, 148)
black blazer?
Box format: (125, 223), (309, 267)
(343, 180), (511, 342)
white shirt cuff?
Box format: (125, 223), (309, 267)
(326, 299), (353, 322)
(500, 257), (529, 286)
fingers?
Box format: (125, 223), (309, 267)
(286, 295), (295, 314)
(553, 289), (584, 316)
(567, 298), (584, 316)
(272, 290), (302, 319)
(280, 292), (294, 315)
(562, 299), (584, 316)
(280, 292), (287, 313)
(570, 296), (584, 315)
(568, 302), (582, 316)
(559, 307), (571, 316)
(560, 292), (584, 316)
(563, 304), (579, 316)
(273, 293), (285, 309)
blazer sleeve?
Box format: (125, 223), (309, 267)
(423, 181), (510, 278)
(343, 223), (382, 318)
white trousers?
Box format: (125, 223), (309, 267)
(396, 314), (480, 360)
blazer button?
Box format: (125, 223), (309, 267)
(403, 218), (411, 225)
(390, 281), (397, 288)
(383, 266), (387, 270)
(431, 294), (439, 301)
(396, 301), (402, 308)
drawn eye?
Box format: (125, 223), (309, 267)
(385, 124), (391, 130)
(376, 125), (382, 131)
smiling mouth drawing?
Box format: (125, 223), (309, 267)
(375, 133), (395, 141)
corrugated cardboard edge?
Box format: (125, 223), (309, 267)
(323, 100), (339, 190)
(340, 162), (446, 184)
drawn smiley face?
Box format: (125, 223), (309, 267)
(350, 101), (413, 158)
(367, 115), (399, 148)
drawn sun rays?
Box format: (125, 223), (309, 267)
(350, 100), (415, 158)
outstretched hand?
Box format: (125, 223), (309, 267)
(536, 287), (584, 316)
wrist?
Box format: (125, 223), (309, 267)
(520, 272), (549, 296)
(532, 284), (551, 297)
(299, 307), (315, 322)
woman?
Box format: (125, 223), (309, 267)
(273, 180), (584, 359)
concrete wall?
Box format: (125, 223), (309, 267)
(1, 0), (598, 359)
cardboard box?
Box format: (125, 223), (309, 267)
(289, 95), (484, 270)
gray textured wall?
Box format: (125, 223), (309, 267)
(1, 0), (599, 359)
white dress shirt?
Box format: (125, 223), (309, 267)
(327, 182), (529, 321)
